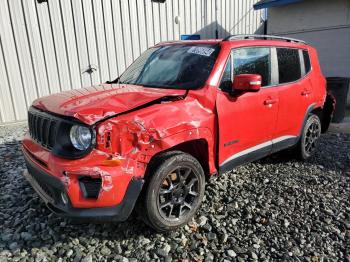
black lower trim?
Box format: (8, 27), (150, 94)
(219, 136), (300, 174)
(271, 137), (298, 153)
(219, 144), (271, 174)
(22, 147), (143, 222)
(46, 178), (143, 221)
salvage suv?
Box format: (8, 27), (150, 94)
(22, 35), (334, 232)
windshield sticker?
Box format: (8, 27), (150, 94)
(187, 46), (215, 57)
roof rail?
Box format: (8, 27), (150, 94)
(222, 34), (307, 44)
(155, 40), (179, 46)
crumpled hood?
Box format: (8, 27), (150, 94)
(32, 84), (186, 125)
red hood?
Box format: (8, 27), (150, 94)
(32, 84), (186, 125)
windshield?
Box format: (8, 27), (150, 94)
(119, 44), (219, 89)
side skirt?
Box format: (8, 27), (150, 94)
(219, 143), (272, 174)
(271, 136), (299, 153)
(219, 135), (298, 174)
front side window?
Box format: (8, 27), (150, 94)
(303, 50), (311, 74)
(119, 44), (219, 89)
(277, 48), (301, 84)
(232, 47), (271, 87)
(219, 55), (232, 91)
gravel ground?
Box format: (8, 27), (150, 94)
(0, 124), (349, 262)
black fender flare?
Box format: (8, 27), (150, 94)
(298, 103), (316, 139)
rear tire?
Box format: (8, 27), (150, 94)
(139, 151), (205, 232)
(295, 114), (321, 160)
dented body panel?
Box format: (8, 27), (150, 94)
(32, 84), (186, 125)
(21, 38), (331, 220)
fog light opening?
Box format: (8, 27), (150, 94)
(78, 176), (102, 199)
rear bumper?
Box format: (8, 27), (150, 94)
(23, 148), (143, 221)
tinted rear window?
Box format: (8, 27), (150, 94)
(303, 50), (311, 74)
(277, 48), (301, 84)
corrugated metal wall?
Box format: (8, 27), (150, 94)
(0, 0), (263, 124)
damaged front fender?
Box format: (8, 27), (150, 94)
(95, 95), (217, 175)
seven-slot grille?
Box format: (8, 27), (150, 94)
(28, 109), (57, 149)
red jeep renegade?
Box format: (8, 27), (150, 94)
(22, 35), (334, 231)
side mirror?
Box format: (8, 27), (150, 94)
(232, 74), (262, 92)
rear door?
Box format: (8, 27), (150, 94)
(272, 47), (314, 151)
(216, 46), (279, 172)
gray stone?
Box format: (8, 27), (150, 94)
(207, 233), (217, 241)
(8, 243), (18, 251)
(156, 244), (171, 257)
(100, 246), (111, 256)
(114, 255), (129, 262)
(66, 249), (73, 258)
(20, 232), (32, 241)
(251, 252), (258, 260)
(81, 254), (93, 262)
(198, 216), (208, 226)
(227, 250), (237, 258)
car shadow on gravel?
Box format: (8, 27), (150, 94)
(259, 133), (350, 173)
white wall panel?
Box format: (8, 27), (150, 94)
(0, 0), (262, 124)
(92, 0), (110, 83)
(22, 0), (50, 98)
(81, 0), (100, 85)
(35, 0), (62, 94)
(0, 1), (27, 120)
(152, 2), (161, 44)
(137, 1), (148, 53)
(0, 37), (15, 122)
(120, 0), (134, 66)
(111, 0), (126, 73)
(101, 0), (118, 79)
(159, 1), (167, 41)
(195, 0), (202, 33)
(172, 0), (180, 40)
(184, 0), (191, 34)
(178, 0), (185, 36)
(48, 0), (72, 91)
(144, 0), (155, 46)
(59, 0), (82, 89)
(129, 0), (141, 58)
(71, 0), (91, 87)
(8, 0), (38, 105)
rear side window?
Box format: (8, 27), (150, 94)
(232, 47), (271, 87)
(303, 50), (311, 74)
(277, 48), (301, 84)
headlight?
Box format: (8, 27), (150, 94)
(69, 125), (92, 150)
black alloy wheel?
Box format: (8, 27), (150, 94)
(304, 120), (321, 155)
(157, 166), (200, 221)
(296, 114), (322, 160)
(138, 151), (205, 232)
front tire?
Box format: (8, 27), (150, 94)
(296, 114), (321, 160)
(139, 151), (205, 232)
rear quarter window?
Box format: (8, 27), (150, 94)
(277, 48), (301, 84)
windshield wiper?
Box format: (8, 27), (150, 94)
(105, 76), (120, 84)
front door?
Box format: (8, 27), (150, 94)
(216, 46), (278, 172)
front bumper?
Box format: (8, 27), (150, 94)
(22, 145), (144, 221)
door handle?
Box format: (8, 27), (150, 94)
(264, 99), (278, 105)
(301, 90), (312, 96)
